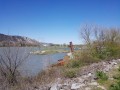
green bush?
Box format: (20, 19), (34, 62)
(65, 60), (81, 68)
(113, 75), (120, 80)
(64, 69), (76, 78)
(109, 66), (120, 90)
(105, 43), (120, 59)
(109, 81), (120, 90)
(79, 50), (100, 65)
(96, 71), (108, 81)
(90, 42), (120, 60)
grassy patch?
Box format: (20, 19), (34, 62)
(63, 68), (79, 78)
(65, 59), (82, 68)
(95, 65), (120, 90)
(109, 81), (120, 90)
(96, 71), (108, 81)
(91, 87), (104, 90)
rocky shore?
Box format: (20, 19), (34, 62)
(34, 59), (120, 90)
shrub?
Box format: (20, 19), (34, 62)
(36, 67), (63, 84)
(105, 44), (120, 59)
(96, 71), (108, 81)
(77, 50), (100, 65)
(92, 47), (109, 60)
(113, 75), (120, 80)
(80, 25), (120, 61)
(109, 66), (120, 90)
(64, 69), (77, 78)
(109, 81), (120, 90)
(65, 60), (81, 68)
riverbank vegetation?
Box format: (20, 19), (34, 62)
(0, 25), (120, 90)
(74, 24), (120, 63)
(53, 24), (120, 89)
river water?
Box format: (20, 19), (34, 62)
(0, 47), (67, 76)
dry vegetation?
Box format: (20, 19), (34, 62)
(0, 24), (120, 90)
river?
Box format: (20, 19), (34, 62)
(0, 47), (67, 76)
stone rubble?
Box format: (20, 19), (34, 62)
(37, 59), (120, 90)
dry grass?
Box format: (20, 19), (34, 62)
(34, 67), (64, 84)
(0, 66), (65, 90)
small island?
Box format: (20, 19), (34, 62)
(30, 50), (69, 55)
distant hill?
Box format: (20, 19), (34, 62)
(0, 33), (41, 47)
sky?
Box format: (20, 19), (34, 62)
(0, 0), (120, 44)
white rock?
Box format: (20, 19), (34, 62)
(63, 83), (69, 86)
(82, 75), (89, 78)
(103, 62), (106, 64)
(57, 78), (62, 83)
(88, 73), (92, 77)
(109, 77), (114, 80)
(114, 65), (119, 69)
(41, 50), (45, 53)
(85, 87), (91, 90)
(78, 77), (85, 83)
(103, 65), (112, 72)
(71, 83), (86, 89)
(50, 83), (58, 90)
(113, 62), (117, 65)
(110, 61), (117, 66)
(57, 84), (62, 88)
(117, 59), (120, 62)
(88, 82), (98, 86)
(97, 85), (106, 90)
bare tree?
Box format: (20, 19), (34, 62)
(104, 28), (120, 43)
(80, 24), (92, 45)
(80, 24), (120, 58)
(80, 24), (120, 45)
(0, 47), (29, 86)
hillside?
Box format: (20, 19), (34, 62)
(0, 33), (41, 46)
